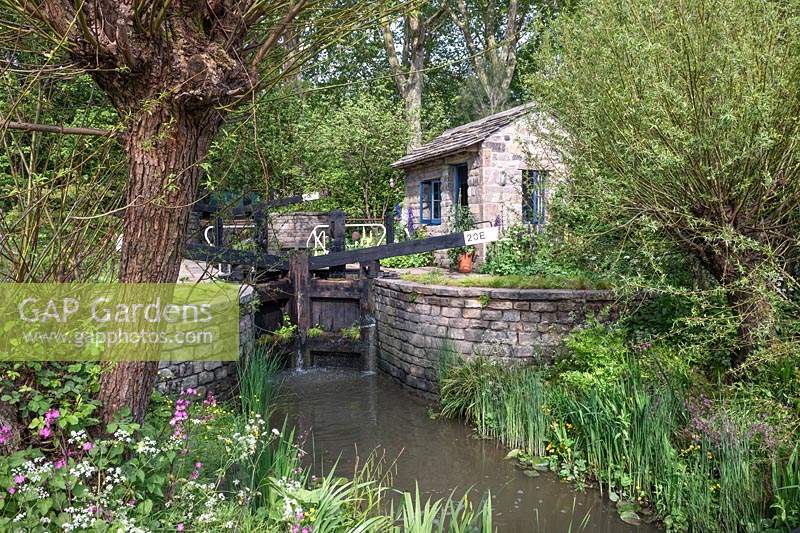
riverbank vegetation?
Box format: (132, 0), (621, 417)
(426, 3), (800, 527)
(437, 326), (800, 531)
(0, 349), (494, 531)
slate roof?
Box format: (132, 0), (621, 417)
(391, 102), (536, 169)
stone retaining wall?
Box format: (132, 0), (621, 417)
(268, 212), (329, 251)
(157, 287), (257, 397)
(374, 278), (616, 394)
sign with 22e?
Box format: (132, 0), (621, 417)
(463, 226), (500, 245)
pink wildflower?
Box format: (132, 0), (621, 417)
(203, 391), (217, 407)
(82, 442), (94, 452)
(39, 426), (52, 439)
(0, 424), (12, 445)
(54, 458), (66, 469)
(176, 523), (185, 531)
(12, 474), (24, 484)
(170, 395), (192, 438)
(7, 487), (15, 494)
(190, 470), (199, 480)
(44, 409), (60, 423)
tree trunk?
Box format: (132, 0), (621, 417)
(98, 105), (222, 424)
(404, 72), (423, 151)
(709, 249), (777, 369)
(727, 285), (776, 368)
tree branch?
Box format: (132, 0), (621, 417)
(1, 120), (116, 138)
(249, 0), (310, 71)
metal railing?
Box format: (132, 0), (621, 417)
(203, 222), (255, 276)
(306, 223), (387, 256)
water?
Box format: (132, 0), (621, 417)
(274, 368), (658, 532)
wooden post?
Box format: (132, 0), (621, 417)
(289, 252), (311, 369)
(253, 202), (269, 253)
(384, 210), (394, 244)
(329, 209), (346, 278)
(359, 259), (380, 372)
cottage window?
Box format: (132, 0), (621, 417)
(419, 179), (441, 224)
(522, 170), (547, 225)
(453, 164), (469, 207)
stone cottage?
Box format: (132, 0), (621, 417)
(390, 103), (563, 263)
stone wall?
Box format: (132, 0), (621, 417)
(374, 278), (616, 395)
(478, 117), (566, 229)
(268, 212), (330, 251)
(157, 286), (257, 397)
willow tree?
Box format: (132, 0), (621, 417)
(533, 0), (800, 366)
(0, 0), (391, 422)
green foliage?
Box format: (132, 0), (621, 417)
(397, 485), (493, 533)
(446, 206), (478, 267)
(400, 271), (610, 290)
(307, 324), (325, 338)
(381, 228), (435, 269)
(238, 345), (283, 421)
(206, 88), (407, 219)
(529, 0), (800, 362)
(480, 225), (538, 276)
(0, 362), (102, 445)
(437, 327), (800, 531)
(555, 325), (628, 392)
(339, 323), (361, 342)
(481, 225), (609, 287)
(0, 72), (124, 282)
(261, 314), (297, 346)
(381, 253), (436, 269)
(300, 90), (408, 218)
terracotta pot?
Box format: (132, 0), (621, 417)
(457, 252), (474, 273)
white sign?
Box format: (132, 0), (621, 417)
(302, 192), (320, 201)
(463, 226), (500, 245)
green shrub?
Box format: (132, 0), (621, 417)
(381, 228), (435, 269)
(554, 325), (628, 391)
(0, 362), (102, 448)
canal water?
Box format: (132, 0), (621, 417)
(274, 368), (657, 532)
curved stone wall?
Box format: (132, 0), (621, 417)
(373, 278), (617, 394)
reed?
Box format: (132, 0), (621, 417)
(437, 352), (791, 531)
(238, 344), (283, 420)
(396, 485), (494, 533)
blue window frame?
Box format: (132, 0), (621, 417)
(522, 170), (547, 225)
(419, 179), (442, 224)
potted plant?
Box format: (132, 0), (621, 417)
(448, 206), (477, 273)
